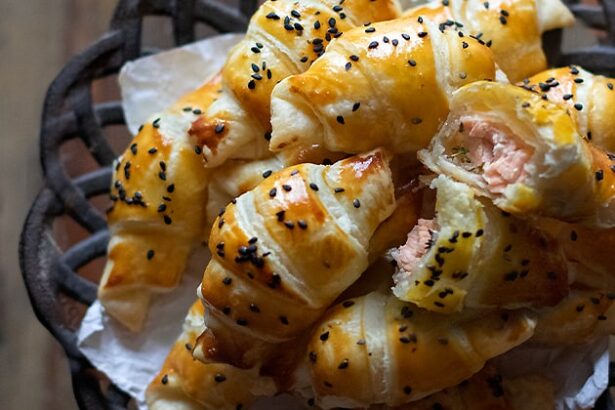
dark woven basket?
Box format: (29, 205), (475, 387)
(18, 0), (615, 408)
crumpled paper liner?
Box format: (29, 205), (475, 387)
(78, 34), (609, 410)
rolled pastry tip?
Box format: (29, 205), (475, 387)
(419, 80), (615, 228)
(301, 291), (535, 408)
(521, 65), (615, 152)
(145, 301), (276, 410)
(392, 175), (568, 314)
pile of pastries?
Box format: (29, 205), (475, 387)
(98, 0), (615, 408)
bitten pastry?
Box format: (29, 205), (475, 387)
(195, 0), (401, 167)
(100, 78), (221, 331)
(392, 175), (568, 314)
(521, 65), (615, 151)
(419, 81), (615, 228)
(269, 16), (500, 165)
(194, 149), (396, 368)
(302, 292), (536, 408)
(145, 301), (276, 410)
(531, 289), (615, 346)
(403, 0), (574, 82)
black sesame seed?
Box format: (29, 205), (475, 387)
(334, 188), (345, 193)
(476, 229), (484, 237)
(298, 220), (308, 229)
(574, 103), (583, 111)
(499, 16), (507, 24)
(337, 115), (345, 124)
(500, 9), (509, 16)
(418, 31), (428, 38)
(284, 221), (295, 229)
(291, 10), (301, 18)
(392, 39), (399, 46)
(309, 351), (317, 363)
(282, 184), (292, 192)
(608, 83), (613, 90)
(368, 41), (379, 49)
(408, 59), (416, 67)
(314, 20), (321, 29)
(147, 250), (155, 260)
(338, 359), (349, 369)
(236, 318), (248, 326)
(148, 147), (157, 154)
(574, 78), (584, 84)
(411, 117), (422, 125)
(404, 386), (412, 395)
(462, 41), (468, 49)
(596, 170), (604, 181)
(130, 143), (137, 155)
(294, 23), (304, 31)
(194, 145), (202, 154)
(164, 215), (172, 225)
(167, 184), (175, 193)
(214, 373), (227, 383)
(365, 27), (376, 33)
(353, 199), (361, 208)
(158, 171), (167, 181)
(269, 188), (277, 198)
(342, 300), (355, 308)
(248, 80), (256, 90)
(266, 12), (280, 20)
(328, 17), (336, 27)
(279, 316), (289, 325)
(138, 124), (144, 132)
(402, 33), (411, 40)
(161, 375), (168, 384)
(309, 183), (319, 191)
(563, 94), (573, 100)
(320, 331), (330, 341)
(223, 277), (232, 285)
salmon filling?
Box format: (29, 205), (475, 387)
(447, 119), (532, 194)
(393, 219), (436, 282)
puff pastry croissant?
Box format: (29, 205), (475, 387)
(100, 79), (220, 331)
(403, 0), (574, 82)
(269, 16), (500, 165)
(419, 81), (615, 228)
(521, 65), (615, 152)
(301, 291), (536, 408)
(145, 301), (276, 410)
(101, 0), (400, 331)
(195, 0), (401, 167)
(194, 149), (396, 369)
(392, 175), (568, 313)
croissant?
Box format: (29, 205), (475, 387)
(419, 81), (615, 228)
(531, 289), (615, 346)
(403, 0), (574, 82)
(101, 0), (400, 331)
(391, 366), (554, 410)
(100, 78), (220, 331)
(145, 301), (276, 410)
(195, 0), (401, 167)
(269, 16), (500, 165)
(392, 175), (568, 313)
(521, 65), (615, 151)
(194, 149), (396, 369)
(301, 291), (536, 408)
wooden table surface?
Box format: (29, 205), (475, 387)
(0, 2), (116, 409)
(0, 1), (611, 410)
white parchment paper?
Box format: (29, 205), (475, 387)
(78, 34), (610, 410)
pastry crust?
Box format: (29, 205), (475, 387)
(269, 17), (499, 165)
(404, 0), (574, 82)
(522, 66), (615, 152)
(194, 149), (396, 368)
(145, 301), (276, 410)
(392, 175), (568, 313)
(303, 292), (535, 408)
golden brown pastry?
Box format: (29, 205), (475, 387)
(389, 366), (555, 410)
(145, 301), (276, 410)
(521, 65), (615, 152)
(196, 0), (401, 167)
(100, 78), (220, 331)
(206, 156), (284, 229)
(392, 175), (568, 314)
(404, 0), (574, 82)
(419, 81), (615, 228)
(194, 149), (396, 369)
(269, 16), (500, 165)
(531, 289), (615, 346)
(302, 292), (536, 408)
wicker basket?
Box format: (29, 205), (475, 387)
(18, 0), (615, 408)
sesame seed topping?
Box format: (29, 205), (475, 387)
(403, 386), (412, 395)
(269, 188), (277, 198)
(574, 103), (583, 111)
(342, 300), (355, 308)
(596, 170), (604, 181)
(223, 277), (232, 285)
(282, 184), (292, 192)
(353, 199), (361, 208)
(279, 316), (289, 325)
(408, 59), (416, 67)
(337, 115), (345, 124)
(284, 221), (295, 229)
(214, 373), (227, 383)
(320, 331), (330, 341)
(309, 183), (319, 191)
(335, 188), (345, 193)
(236, 318), (248, 326)
(368, 41), (379, 49)
(402, 33), (411, 40)
(161, 375), (168, 384)
(148, 147), (157, 154)
(298, 220), (308, 229)
(164, 215), (172, 225)
(338, 359), (349, 369)
(418, 31), (428, 38)
(147, 250), (155, 260)
(167, 184), (175, 193)
(476, 229), (484, 237)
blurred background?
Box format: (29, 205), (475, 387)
(0, 0), (604, 409)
